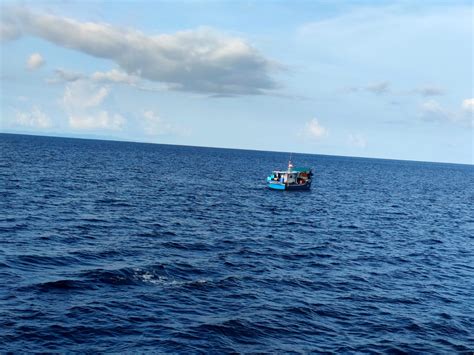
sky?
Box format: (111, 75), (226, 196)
(0, 0), (473, 164)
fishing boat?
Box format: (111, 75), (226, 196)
(266, 161), (313, 191)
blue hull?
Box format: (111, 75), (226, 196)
(267, 182), (311, 191)
(267, 182), (286, 190)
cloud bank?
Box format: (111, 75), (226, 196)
(69, 111), (125, 130)
(15, 106), (52, 128)
(61, 81), (124, 131)
(2, 7), (279, 96)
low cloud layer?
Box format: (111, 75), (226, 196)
(15, 106), (52, 128)
(61, 81), (124, 131)
(69, 111), (124, 130)
(2, 7), (279, 96)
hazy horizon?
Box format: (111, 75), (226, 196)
(2, 131), (472, 167)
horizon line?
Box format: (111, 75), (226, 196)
(0, 131), (472, 167)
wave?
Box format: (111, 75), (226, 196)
(35, 279), (96, 292)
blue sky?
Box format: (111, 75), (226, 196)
(1, 0), (472, 164)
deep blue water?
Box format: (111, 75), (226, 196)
(0, 133), (473, 353)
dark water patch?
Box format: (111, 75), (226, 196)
(34, 279), (97, 292)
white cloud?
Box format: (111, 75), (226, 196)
(62, 81), (109, 110)
(461, 98), (474, 127)
(15, 106), (52, 128)
(462, 98), (474, 112)
(419, 99), (451, 122)
(421, 99), (444, 114)
(47, 67), (170, 95)
(302, 118), (328, 140)
(47, 68), (84, 84)
(142, 110), (190, 137)
(342, 82), (446, 98)
(0, 16), (20, 40)
(91, 69), (139, 85)
(143, 110), (168, 136)
(47, 68), (138, 86)
(342, 82), (447, 98)
(60, 81), (126, 131)
(69, 111), (124, 130)
(3, 7), (279, 95)
(365, 81), (390, 95)
(348, 133), (367, 148)
(339, 81), (390, 95)
(419, 99), (473, 127)
(26, 53), (44, 70)
(416, 85), (444, 97)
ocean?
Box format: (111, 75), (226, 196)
(0, 133), (473, 352)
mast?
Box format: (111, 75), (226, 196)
(286, 153), (294, 187)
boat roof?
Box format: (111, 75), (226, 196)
(273, 167), (311, 173)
